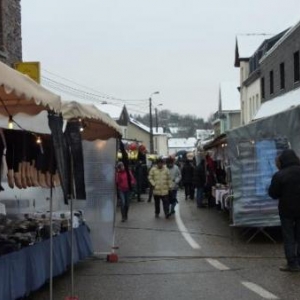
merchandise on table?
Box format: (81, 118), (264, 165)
(0, 209), (86, 256)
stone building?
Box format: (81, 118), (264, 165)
(259, 21), (300, 103)
(0, 0), (22, 66)
(234, 31), (287, 124)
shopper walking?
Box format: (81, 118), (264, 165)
(268, 149), (300, 272)
(148, 157), (172, 218)
(166, 157), (181, 214)
(181, 160), (195, 200)
(205, 153), (216, 207)
(147, 160), (156, 202)
(116, 161), (136, 222)
(193, 159), (206, 208)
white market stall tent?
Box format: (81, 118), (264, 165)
(0, 60), (61, 116)
(61, 100), (122, 255)
(61, 100), (122, 140)
(57, 100), (122, 299)
(0, 60), (122, 299)
(0, 64), (122, 299)
(0, 61), (64, 300)
(0, 60), (61, 197)
(0, 60), (62, 208)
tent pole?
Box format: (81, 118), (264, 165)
(107, 139), (119, 262)
(112, 140), (118, 249)
(70, 150), (75, 298)
(49, 173), (53, 300)
(70, 194), (74, 297)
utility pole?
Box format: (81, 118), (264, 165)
(149, 97), (153, 153)
(149, 91), (159, 154)
(155, 107), (158, 133)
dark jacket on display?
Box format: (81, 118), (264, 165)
(268, 149), (300, 218)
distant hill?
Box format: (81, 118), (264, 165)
(133, 109), (212, 138)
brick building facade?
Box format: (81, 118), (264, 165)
(0, 0), (22, 66)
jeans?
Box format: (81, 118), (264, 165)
(280, 216), (300, 267)
(154, 195), (169, 216)
(119, 190), (131, 220)
(196, 187), (204, 207)
(169, 190), (178, 213)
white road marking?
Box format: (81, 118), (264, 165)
(175, 199), (278, 299)
(206, 258), (230, 270)
(175, 203), (201, 249)
(241, 282), (279, 299)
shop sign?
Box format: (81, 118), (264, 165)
(14, 61), (41, 83)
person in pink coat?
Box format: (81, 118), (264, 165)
(116, 161), (136, 222)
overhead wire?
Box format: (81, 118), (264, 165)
(41, 69), (160, 117)
(43, 76), (119, 103)
(41, 75), (150, 115)
(42, 78), (103, 103)
(42, 69), (148, 103)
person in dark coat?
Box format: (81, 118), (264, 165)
(181, 160), (195, 200)
(193, 159), (206, 208)
(205, 153), (216, 207)
(268, 149), (300, 272)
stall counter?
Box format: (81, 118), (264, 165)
(0, 224), (92, 300)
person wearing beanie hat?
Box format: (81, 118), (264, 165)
(148, 157), (172, 218)
(156, 157), (164, 164)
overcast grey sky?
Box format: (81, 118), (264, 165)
(21, 0), (300, 120)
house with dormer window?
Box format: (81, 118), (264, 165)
(234, 30), (288, 124)
(254, 20), (300, 120)
(98, 103), (168, 155)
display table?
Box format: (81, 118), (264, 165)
(0, 224), (93, 300)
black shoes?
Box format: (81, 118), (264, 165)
(197, 205), (206, 208)
(165, 213), (171, 219)
(154, 212), (172, 219)
(279, 264), (300, 272)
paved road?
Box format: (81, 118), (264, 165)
(28, 190), (300, 300)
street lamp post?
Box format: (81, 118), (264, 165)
(149, 91), (159, 153)
(155, 104), (163, 132)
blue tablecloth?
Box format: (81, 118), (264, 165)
(0, 224), (93, 300)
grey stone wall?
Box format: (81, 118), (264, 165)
(260, 25), (300, 103)
(0, 0), (22, 67)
